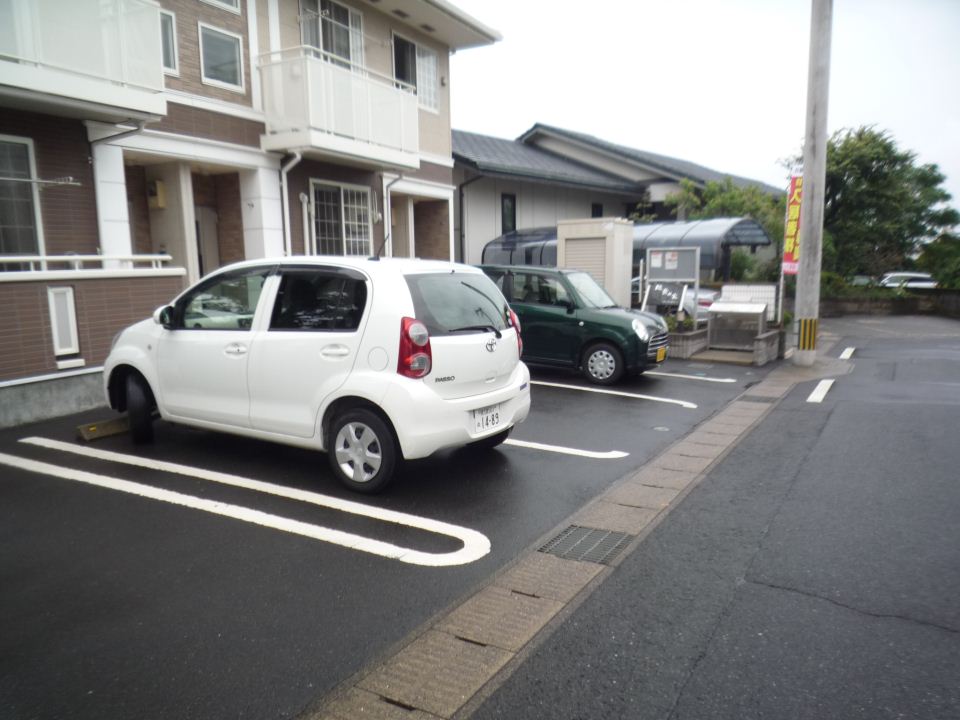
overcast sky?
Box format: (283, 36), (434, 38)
(449, 0), (960, 211)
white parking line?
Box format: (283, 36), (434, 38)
(806, 379), (836, 403)
(9, 438), (490, 567)
(645, 371), (737, 383)
(531, 380), (697, 409)
(839, 347), (855, 360)
(504, 438), (628, 459)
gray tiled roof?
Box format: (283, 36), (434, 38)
(519, 124), (784, 197)
(452, 130), (639, 194)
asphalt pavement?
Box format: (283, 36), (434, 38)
(469, 315), (960, 720)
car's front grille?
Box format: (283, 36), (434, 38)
(647, 331), (669, 359)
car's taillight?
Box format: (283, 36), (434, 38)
(398, 316), (432, 378)
(508, 308), (523, 356)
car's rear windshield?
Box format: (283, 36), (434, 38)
(404, 272), (509, 336)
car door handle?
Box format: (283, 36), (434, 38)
(320, 344), (351, 359)
(224, 343), (248, 356)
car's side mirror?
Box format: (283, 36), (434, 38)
(153, 305), (175, 329)
(562, 299), (576, 314)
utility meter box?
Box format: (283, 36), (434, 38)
(708, 302), (767, 350)
(557, 218), (634, 307)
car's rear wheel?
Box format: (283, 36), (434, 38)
(126, 373), (154, 444)
(471, 427), (511, 450)
(328, 408), (397, 493)
(582, 342), (624, 385)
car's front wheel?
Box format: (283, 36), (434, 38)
(327, 408), (397, 493)
(126, 373), (154, 444)
(582, 342), (624, 385)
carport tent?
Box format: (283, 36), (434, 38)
(480, 218), (771, 278)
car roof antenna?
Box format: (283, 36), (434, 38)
(370, 174), (404, 261)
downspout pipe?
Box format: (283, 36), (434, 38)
(457, 172), (483, 263)
(372, 173), (404, 259)
(280, 151), (302, 256)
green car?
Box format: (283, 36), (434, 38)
(479, 265), (670, 385)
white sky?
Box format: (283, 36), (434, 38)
(449, 0), (960, 210)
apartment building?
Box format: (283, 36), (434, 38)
(0, 0), (499, 425)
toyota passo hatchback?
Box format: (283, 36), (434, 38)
(104, 257), (530, 493)
(480, 264), (669, 385)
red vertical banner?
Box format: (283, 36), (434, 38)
(783, 176), (802, 275)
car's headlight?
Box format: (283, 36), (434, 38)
(632, 318), (649, 341)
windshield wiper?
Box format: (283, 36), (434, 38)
(449, 324), (502, 338)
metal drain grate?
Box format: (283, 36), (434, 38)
(539, 525), (633, 565)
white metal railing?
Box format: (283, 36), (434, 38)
(0, 0), (164, 94)
(1, 254), (174, 272)
(259, 46), (419, 156)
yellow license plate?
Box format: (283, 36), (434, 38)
(656, 347), (667, 362)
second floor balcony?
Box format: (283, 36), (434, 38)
(259, 47), (420, 170)
(0, 0), (166, 121)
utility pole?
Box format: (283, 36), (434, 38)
(794, 0), (833, 367)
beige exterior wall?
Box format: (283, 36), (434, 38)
(455, 173), (636, 264)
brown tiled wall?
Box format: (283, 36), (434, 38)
(159, 0), (253, 106)
(125, 166), (153, 254)
(154, 103), (264, 148)
(192, 173), (217, 207)
(0, 276), (185, 382)
(215, 174), (244, 265)
(0, 109), (98, 256)
(413, 200), (450, 260)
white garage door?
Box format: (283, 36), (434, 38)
(564, 238), (607, 286)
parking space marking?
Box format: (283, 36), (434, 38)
(645, 371), (737, 383)
(531, 380), (697, 409)
(9, 438), (490, 567)
(839, 346), (856, 360)
(806, 379), (836, 403)
(504, 438), (628, 459)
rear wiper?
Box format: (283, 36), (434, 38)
(449, 324), (502, 339)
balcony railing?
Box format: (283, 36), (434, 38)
(0, 0), (164, 113)
(0, 254), (183, 280)
(259, 46), (419, 165)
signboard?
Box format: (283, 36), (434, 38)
(783, 176), (802, 275)
(642, 246), (701, 323)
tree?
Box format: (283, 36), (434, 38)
(793, 127), (959, 277)
(918, 233), (960, 289)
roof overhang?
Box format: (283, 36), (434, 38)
(356, 0), (501, 50)
(454, 156), (640, 197)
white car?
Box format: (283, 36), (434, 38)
(878, 272), (937, 289)
(104, 257), (531, 493)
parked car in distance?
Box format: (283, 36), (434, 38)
(480, 264), (669, 385)
(879, 271), (937, 289)
(105, 257), (531, 493)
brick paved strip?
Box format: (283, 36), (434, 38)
(670, 441), (725, 459)
(683, 431), (734, 447)
(631, 466), (699, 489)
(438, 585), (563, 653)
(575, 500), (659, 534)
(358, 631), (511, 718)
(321, 688), (442, 720)
(651, 453), (714, 474)
(696, 420), (750, 436)
(495, 553), (602, 604)
(604, 482), (680, 510)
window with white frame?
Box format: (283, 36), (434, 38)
(160, 11), (178, 74)
(300, 0), (364, 69)
(47, 287), (80, 357)
(393, 35), (439, 111)
(0, 137), (42, 260)
(199, 23), (244, 92)
(311, 182), (371, 256)
(200, 0), (241, 13)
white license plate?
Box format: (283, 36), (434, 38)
(473, 403), (503, 433)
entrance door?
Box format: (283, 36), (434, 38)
(195, 206), (220, 277)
